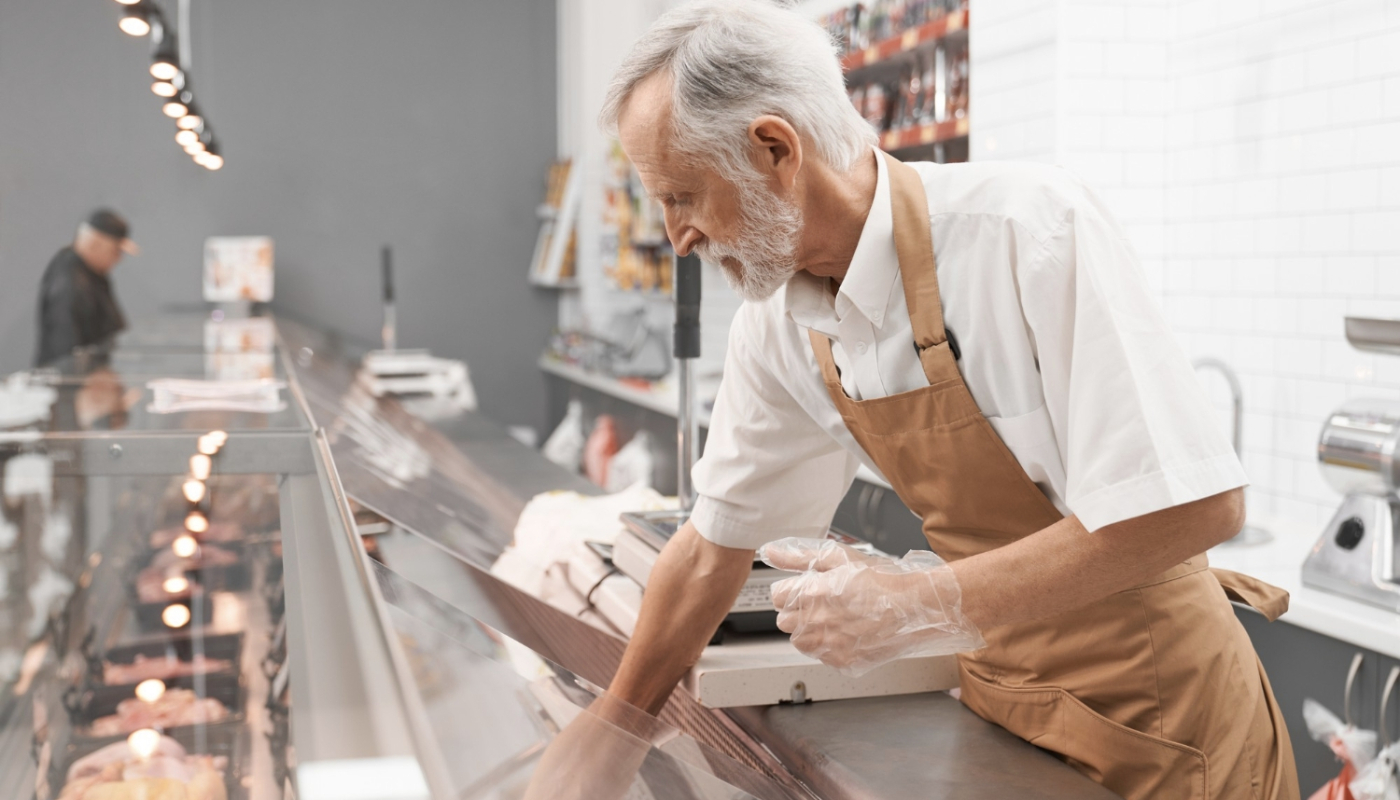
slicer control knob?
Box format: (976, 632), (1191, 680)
(1335, 517), (1366, 551)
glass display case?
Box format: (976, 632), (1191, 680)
(0, 314), (804, 800)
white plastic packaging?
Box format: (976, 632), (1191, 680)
(1302, 697), (1378, 800)
(605, 431), (654, 493)
(542, 400), (586, 472)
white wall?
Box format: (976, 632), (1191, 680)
(1162, 0), (1400, 527)
(973, 0), (1400, 528)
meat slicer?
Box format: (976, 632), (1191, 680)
(1302, 317), (1400, 611)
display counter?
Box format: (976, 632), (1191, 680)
(0, 313), (1111, 799)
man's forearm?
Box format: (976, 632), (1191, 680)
(608, 520), (755, 714)
(950, 488), (1245, 631)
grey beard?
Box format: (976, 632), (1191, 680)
(696, 178), (803, 303)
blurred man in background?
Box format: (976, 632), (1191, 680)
(33, 209), (137, 367)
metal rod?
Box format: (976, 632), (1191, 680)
(677, 358), (697, 512)
(177, 0), (191, 70)
(381, 245), (397, 352)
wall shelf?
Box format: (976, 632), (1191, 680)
(539, 356), (893, 489)
(880, 117), (970, 152)
(840, 8), (968, 74)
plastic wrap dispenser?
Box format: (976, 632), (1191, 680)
(1302, 317), (1400, 611)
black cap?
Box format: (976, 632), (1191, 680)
(85, 209), (139, 254)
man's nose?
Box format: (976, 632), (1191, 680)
(666, 218), (702, 257)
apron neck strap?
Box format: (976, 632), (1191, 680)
(883, 152), (960, 384)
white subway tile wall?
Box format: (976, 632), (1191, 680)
(976, 0), (1400, 528)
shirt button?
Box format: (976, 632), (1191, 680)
(856, 342), (868, 355)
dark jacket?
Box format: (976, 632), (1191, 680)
(34, 246), (126, 367)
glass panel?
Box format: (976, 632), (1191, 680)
(8, 313), (308, 436)
(287, 331), (517, 570)
(0, 438), (294, 799)
(370, 558), (798, 800)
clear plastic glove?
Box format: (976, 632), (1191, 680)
(759, 537), (985, 677)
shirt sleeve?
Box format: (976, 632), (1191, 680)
(1022, 182), (1247, 532)
(690, 305), (858, 550)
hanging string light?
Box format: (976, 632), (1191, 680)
(112, 0), (226, 170)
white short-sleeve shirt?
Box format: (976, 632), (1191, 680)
(689, 152), (1246, 551)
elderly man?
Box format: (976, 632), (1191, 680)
(34, 209), (136, 368)
(550, 3), (1298, 799)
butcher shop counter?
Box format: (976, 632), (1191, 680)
(0, 313), (1112, 799)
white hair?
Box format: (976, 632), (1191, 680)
(600, 0), (876, 181)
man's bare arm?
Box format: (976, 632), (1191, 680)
(607, 520), (755, 714)
(951, 487), (1245, 630)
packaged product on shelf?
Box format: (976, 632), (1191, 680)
(948, 46), (969, 119)
(862, 82), (889, 130)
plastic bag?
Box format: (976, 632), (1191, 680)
(542, 400), (586, 472)
(1304, 698), (1378, 800)
(1351, 742), (1400, 800)
(605, 431), (654, 493)
(583, 415), (620, 488)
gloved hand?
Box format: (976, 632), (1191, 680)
(759, 537), (984, 677)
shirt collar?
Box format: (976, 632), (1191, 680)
(784, 148), (900, 334)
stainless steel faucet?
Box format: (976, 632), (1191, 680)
(1192, 357), (1270, 546)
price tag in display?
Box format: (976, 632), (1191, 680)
(901, 29), (919, 50)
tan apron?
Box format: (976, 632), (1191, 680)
(805, 153), (1300, 800)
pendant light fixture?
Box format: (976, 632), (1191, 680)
(162, 89), (193, 118)
(118, 4), (153, 36)
(150, 31), (179, 80)
(151, 74), (182, 97)
(176, 104), (203, 130)
(115, 0), (226, 170)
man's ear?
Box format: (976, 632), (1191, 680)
(747, 115), (803, 191)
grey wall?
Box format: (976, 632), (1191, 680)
(0, 0), (558, 431)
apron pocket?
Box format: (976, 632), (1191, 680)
(960, 670), (1209, 800)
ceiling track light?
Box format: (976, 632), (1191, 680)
(177, 107), (203, 130)
(119, 4), (153, 37)
(150, 30), (180, 81)
(162, 89), (193, 119)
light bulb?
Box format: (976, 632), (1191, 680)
(183, 512), (208, 534)
(184, 142), (205, 155)
(177, 113), (203, 130)
(119, 15), (151, 36)
(182, 479), (205, 503)
(195, 152), (210, 166)
(150, 61), (178, 81)
(162, 575), (189, 593)
(115, 0), (142, 5)
(127, 728), (161, 759)
(176, 129), (198, 146)
(197, 434), (219, 455)
(208, 430), (228, 445)
(204, 155), (224, 171)
(172, 534), (199, 557)
(152, 80), (177, 97)
(161, 604), (191, 628)
(190, 454), (211, 480)
(162, 100), (188, 118)
(135, 679), (166, 703)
